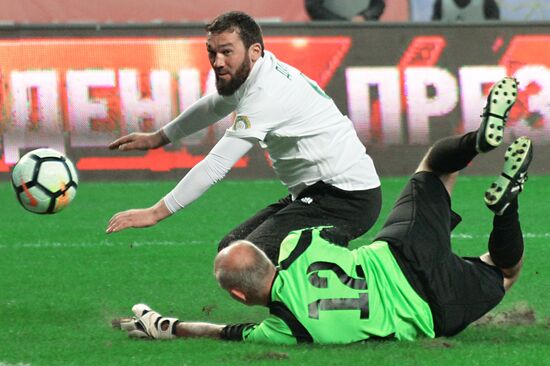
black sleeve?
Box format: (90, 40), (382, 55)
(220, 323), (256, 341)
(484, 0), (500, 19)
(304, 0), (347, 20)
(319, 227), (351, 247)
(432, 0), (442, 20)
(360, 0), (386, 20)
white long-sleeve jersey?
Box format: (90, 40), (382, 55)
(162, 51), (380, 213)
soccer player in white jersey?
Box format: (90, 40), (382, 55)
(106, 11), (381, 262)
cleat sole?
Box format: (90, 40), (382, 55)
(476, 77), (518, 152)
(484, 136), (532, 215)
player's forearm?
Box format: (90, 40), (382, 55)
(151, 199), (172, 222)
(163, 136), (254, 213)
(175, 322), (225, 339)
(162, 93), (235, 142)
(162, 160), (217, 213)
(156, 129), (171, 147)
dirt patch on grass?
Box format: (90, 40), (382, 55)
(474, 303), (536, 326)
(201, 304), (217, 316)
(245, 352), (289, 361)
(423, 339), (454, 349)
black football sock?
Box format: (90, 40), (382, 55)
(488, 198), (524, 268)
(427, 131), (478, 174)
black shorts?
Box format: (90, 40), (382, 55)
(375, 172), (505, 337)
(219, 181), (382, 263)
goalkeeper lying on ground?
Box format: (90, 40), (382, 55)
(114, 77), (532, 343)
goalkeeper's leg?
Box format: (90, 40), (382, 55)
(479, 136), (532, 291)
(416, 76), (518, 196)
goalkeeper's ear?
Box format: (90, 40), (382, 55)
(229, 288), (248, 304)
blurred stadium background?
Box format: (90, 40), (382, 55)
(0, 1), (549, 365)
(1, 0), (549, 179)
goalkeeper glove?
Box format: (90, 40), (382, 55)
(114, 304), (179, 339)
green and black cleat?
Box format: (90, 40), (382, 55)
(484, 136), (533, 215)
(476, 77), (518, 153)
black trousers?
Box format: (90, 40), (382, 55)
(218, 181), (382, 263)
(375, 172), (505, 337)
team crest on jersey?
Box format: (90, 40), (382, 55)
(233, 115), (251, 130)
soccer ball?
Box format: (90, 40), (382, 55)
(11, 148), (79, 214)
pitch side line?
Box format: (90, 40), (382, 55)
(0, 240), (210, 249)
(450, 233), (550, 239)
(0, 233), (549, 249)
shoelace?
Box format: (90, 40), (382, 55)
(501, 172), (528, 192)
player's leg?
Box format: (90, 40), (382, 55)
(217, 195), (292, 252)
(480, 136), (533, 291)
(245, 182), (382, 262)
(416, 77), (518, 195)
(425, 137), (532, 336)
(374, 78), (520, 336)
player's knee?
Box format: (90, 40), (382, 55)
(480, 252), (522, 292)
(415, 151), (433, 174)
(502, 257), (523, 291)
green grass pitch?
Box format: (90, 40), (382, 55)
(0, 176), (549, 366)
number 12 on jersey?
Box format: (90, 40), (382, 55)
(306, 261), (370, 319)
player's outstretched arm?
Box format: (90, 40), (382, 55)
(113, 304), (225, 340)
(174, 322), (225, 339)
(105, 199), (171, 233)
(108, 130), (170, 151)
(105, 136), (254, 234)
(108, 92), (234, 151)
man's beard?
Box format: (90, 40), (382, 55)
(215, 58), (251, 96)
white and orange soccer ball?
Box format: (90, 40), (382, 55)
(11, 148), (79, 214)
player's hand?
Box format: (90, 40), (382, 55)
(112, 304), (179, 340)
(106, 201), (171, 234)
(109, 130), (169, 151)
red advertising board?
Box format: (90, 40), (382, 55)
(0, 36), (350, 173)
(0, 24), (549, 176)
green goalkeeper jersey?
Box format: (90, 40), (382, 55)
(237, 227), (434, 344)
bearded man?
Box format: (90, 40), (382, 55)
(106, 11), (381, 263)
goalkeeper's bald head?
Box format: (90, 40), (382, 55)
(214, 240), (276, 306)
